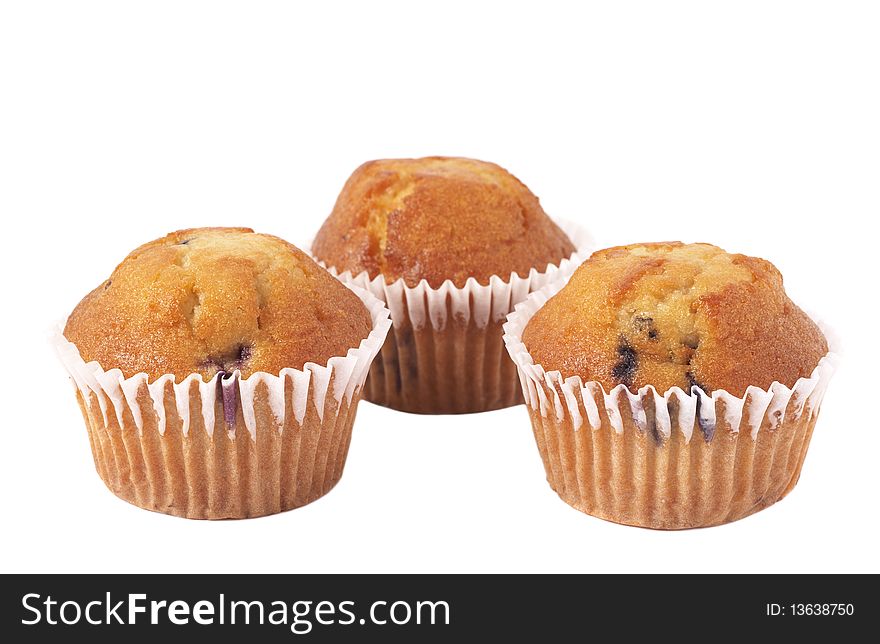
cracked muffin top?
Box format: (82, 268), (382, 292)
(522, 242), (828, 397)
(312, 157), (575, 288)
(64, 227), (373, 381)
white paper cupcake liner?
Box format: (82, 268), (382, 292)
(502, 266), (839, 529)
(316, 219), (594, 413)
(54, 283), (392, 519)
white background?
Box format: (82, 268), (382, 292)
(1, 1), (877, 573)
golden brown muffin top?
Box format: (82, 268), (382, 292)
(312, 157), (576, 288)
(64, 227), (373, 381)
(522, 242), (828, 396)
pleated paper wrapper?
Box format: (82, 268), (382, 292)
(54, 284), (392, 520)
(502, 270), (838, 529)
(319, 220), (594, 414)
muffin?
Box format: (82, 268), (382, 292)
(57, 227), (391, 519)
(312, 156), (591, 414)
(504, 242), (836, 529)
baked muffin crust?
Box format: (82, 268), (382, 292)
(64, 227), (373, 380)
(522, 242), (828, 396)
(312, 157), (575, 288)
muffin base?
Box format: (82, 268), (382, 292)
(365, 318), (521, 414)
(527, 386), (822, 530)
(76, 377), (360, 519)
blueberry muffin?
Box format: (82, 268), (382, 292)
(506, 242), (834, 529)
(312, 157), (586, 414)
(59, 227), (388, 519)
(523, 242), (828, 396)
